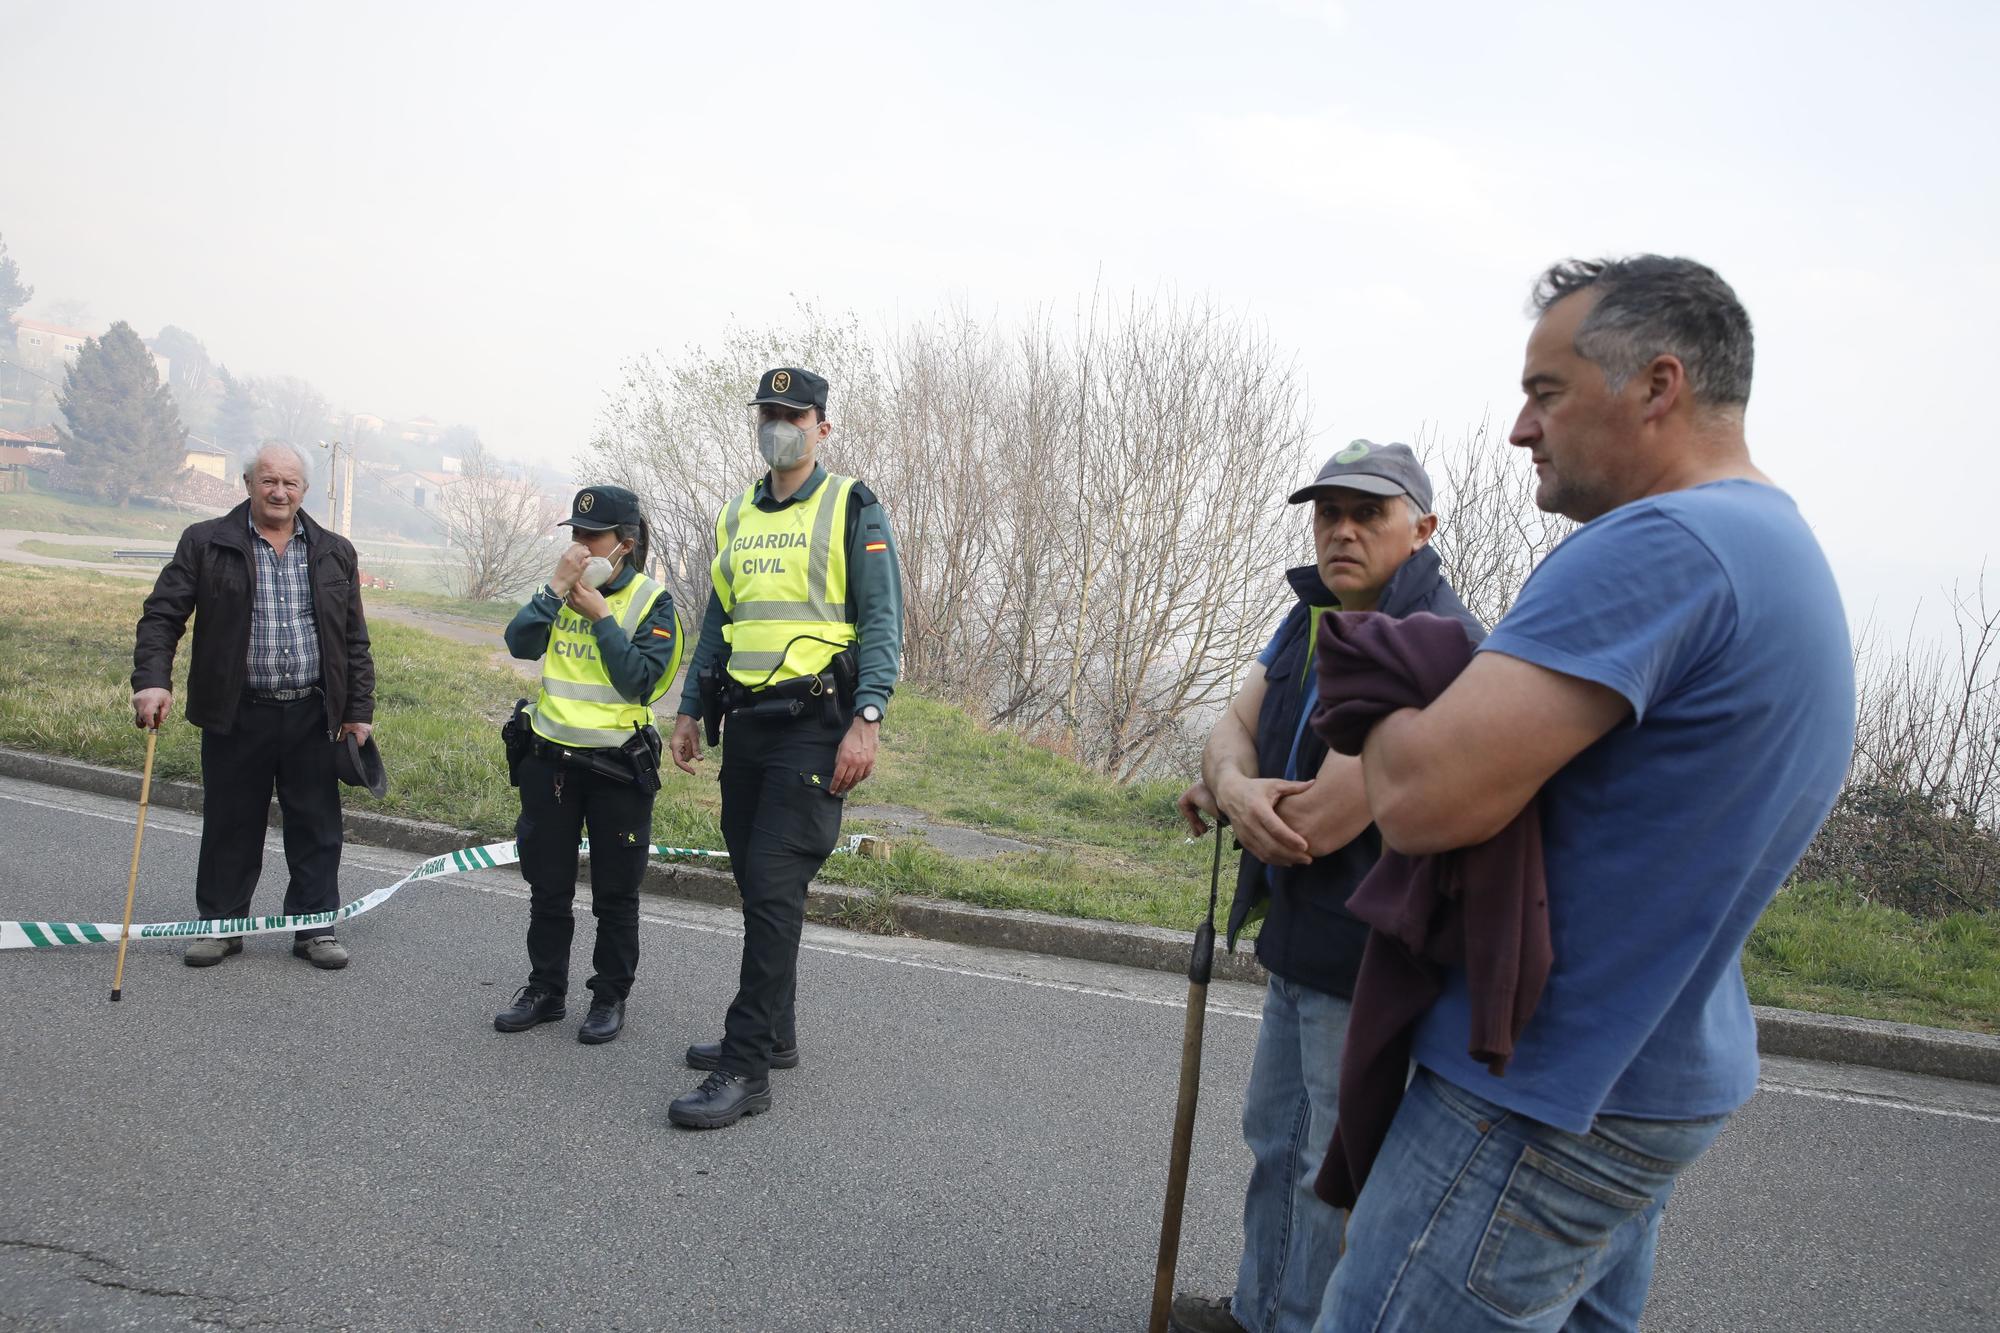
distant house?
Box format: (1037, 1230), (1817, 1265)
(384, 469), (456, 509)
(12, 318), (170, 383)
(11, 317), (92, 370)
(0, 431), (63, 493)
(395, 416), (443, 445)
(182, 445), (233, 481)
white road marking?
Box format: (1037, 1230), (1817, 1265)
(1753, 1080), (2000, 1124)
(8, 785), (1994, 1112)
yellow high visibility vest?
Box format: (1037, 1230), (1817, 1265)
(528, 573), (682, 748)
(710, 474), (857, 688)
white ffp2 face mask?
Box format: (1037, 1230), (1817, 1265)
(581, 556), (615, 588)
(757, 418), (812, 469)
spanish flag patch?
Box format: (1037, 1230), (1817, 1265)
(651, 627), (674, 639)
(865, 541), (888, 553)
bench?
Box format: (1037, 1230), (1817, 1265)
(109, 549), (174, 563)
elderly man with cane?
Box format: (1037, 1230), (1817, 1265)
(130, 440), (377, 971)
(1162, 442), (1482, 1333)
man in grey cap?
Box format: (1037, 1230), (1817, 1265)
(1169, 441), (1483, 1333)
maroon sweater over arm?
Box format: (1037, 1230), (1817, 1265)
(1306, 611), (1552, 1210)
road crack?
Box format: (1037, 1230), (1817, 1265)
(0, 1236), (307, 1329)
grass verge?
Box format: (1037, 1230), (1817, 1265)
(367, 587), (519, 626)
(0, 485), (196, 539)
(3, 564), (1992, 1034)
(19, 539), (156, 564)
(1746, 880), (1998, 1034)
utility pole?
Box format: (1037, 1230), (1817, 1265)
(319, 438), (340, 529)
(341, 450), (355, 537)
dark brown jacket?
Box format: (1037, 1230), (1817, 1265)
(131, 502), (375, 736)
(1306, 611), (1551, 1210)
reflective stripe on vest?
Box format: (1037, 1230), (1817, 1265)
(527, 573), (682, 749)
(709, 474), (857, 687)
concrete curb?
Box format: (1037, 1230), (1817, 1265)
(7, 746), (1995, 1085)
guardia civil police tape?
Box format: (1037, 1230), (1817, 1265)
(0, 835), (870, 951)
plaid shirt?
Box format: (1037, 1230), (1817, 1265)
(244, 513), (321, 692)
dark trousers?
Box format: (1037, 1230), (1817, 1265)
(196, 693), (343, 940)
(717, 708), (846, 1075)
(515, 751), (653, 1002)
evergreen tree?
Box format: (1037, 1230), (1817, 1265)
(56, 321), (186, 505)
(0, 233), (30, 327)
(214, 365), (262, 455)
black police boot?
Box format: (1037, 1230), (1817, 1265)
(685, 1039), (799, 1072)
(493, 986), (566, 1033)
(578, 997), (625, 1045)
(668, 1070), (772, 1129)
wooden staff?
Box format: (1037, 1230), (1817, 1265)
(110, 728), (158, 1002)
(1148, 819), (1227, 1333)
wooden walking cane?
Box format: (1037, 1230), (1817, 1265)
(110, 728), (158, 1002)
(1148, 818), (1228, 1333)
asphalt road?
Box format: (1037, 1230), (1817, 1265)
(1, 774), (1995, 1332)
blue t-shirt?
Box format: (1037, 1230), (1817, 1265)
(1412, 481), (1854, 1132)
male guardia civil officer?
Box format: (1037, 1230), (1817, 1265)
(494, 485), (681, 1045)
(667, 366), (903, 1128)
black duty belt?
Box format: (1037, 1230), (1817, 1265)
(245, 685), (319, 703)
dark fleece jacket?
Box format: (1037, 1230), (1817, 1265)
(1306, 611), (1551, 1210)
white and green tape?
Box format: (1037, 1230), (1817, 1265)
(0, 835), (870, 951)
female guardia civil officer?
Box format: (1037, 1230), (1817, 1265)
(493, 485), (681, 1045)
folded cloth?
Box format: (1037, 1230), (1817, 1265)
(1306, 611), (1551, 1209)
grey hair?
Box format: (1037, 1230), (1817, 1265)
(1532, 256), (1754, 409)
(242, 439), (314, 485)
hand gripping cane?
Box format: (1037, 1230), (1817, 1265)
(1147, 817), (1227, 1333)
(109, 728), (158, 1002)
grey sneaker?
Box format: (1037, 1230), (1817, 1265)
(1168, 1294), (1248, 1333)
(184, 936), (243, 967)
(291, 936), (350, 970)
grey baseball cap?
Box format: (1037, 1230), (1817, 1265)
(1288, 439), (1434, 513)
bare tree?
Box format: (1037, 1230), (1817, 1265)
(1419, 419), (1573, 629)
(435, 441), (561, 601)
(588, 304), (887, 626)
(1797, 572), (2000, 913)
(251, 374), (331, 447)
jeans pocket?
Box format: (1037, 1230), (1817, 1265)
(1467, 1144), (1655, 1320)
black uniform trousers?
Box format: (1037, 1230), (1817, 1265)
(195, 692), (342, 940)
(515, 751), (654, 1003)
(717, 707), (847, 1076)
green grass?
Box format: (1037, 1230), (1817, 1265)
(1745, 880), (1998, 1034)
(0, 484), (195, 539)
(4, 563), (1993, 1034)
(18, 539), (160, 565)
(368, 587), (519, 626)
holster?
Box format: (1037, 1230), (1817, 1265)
(500, 698), (533, 787)
(698, 665), (740, 748)
(704, 647), (859, 736)
(620, 722), (663, 795)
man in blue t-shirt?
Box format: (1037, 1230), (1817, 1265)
(1312, 257), (1854, 1333)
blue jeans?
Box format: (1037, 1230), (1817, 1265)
(1233, 976), (1353, 1333)
(1313, 1069), (1729, 1332)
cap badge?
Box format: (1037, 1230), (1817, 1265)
(1335, 440), (1371, 464)
(577, 492), (596, 513)
(772, 370), (792, 394)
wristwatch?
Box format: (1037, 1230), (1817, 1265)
(858, 704), (883, 724)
